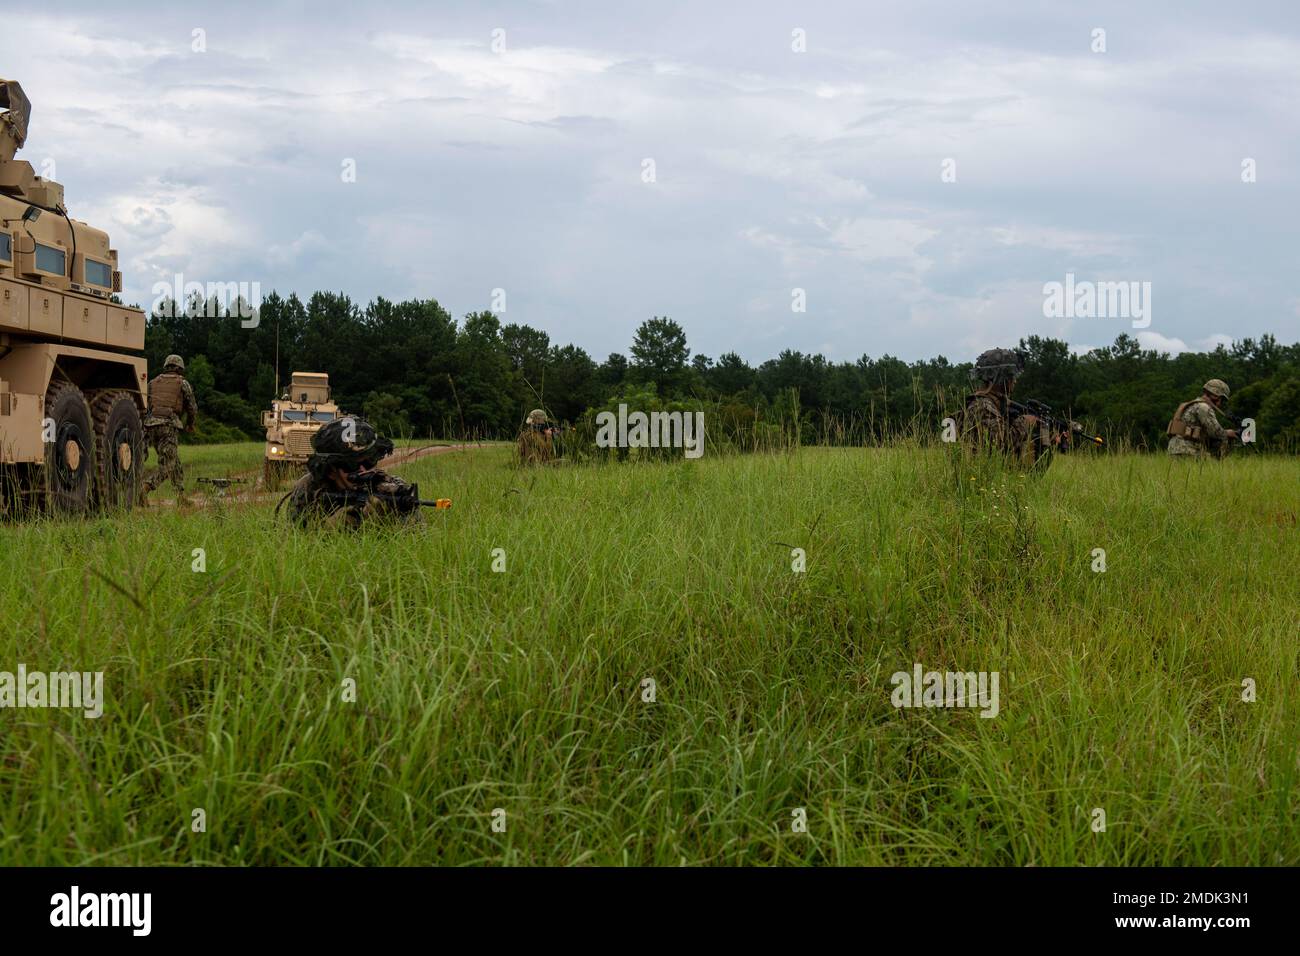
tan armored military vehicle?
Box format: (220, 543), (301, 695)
(262, 371), (343, 488)
(0, 78), (146, 515)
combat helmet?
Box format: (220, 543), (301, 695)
(307, 416), (394, 478)
(1202, 379), (1230, 399)
(163, 354), (185, 372)
(971, 348), (1025, 386)
(526, 408), (547, 425)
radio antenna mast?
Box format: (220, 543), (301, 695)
(274, 314), (280, 399)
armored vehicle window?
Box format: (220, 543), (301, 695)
(85, 259), (112, 288)
(0, 233), (10, 262)
(35, 242), (65, 275)
(311, 411), (335, 422)
(281, 410), (308, 421)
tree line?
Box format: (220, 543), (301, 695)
(143, 292), (1300, 450)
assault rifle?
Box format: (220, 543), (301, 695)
(1220, 408), (1250, 434)
(197, 477), (247, 495)
(1008, 399), (1105, 451)
(1213, 408), (1252, 453)
(320, 471), (451, 513)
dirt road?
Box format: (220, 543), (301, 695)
(145, 442), (484, 509)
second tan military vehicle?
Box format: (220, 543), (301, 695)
(0, 77), (147, 515)
(262, 371), (343, 488)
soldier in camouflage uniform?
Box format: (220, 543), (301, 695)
(1167, 379), (1238, 458)
(959, 348), (1053, 467)
(286, 416), (419, 529)
(516, 408), (556, 465)
(141, 354), (198, 502)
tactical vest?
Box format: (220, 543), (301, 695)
(1166, 399), (1206, 442)
(149, 372), (185, 418)
(962, 392), (1004, 424)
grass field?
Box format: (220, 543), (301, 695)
(1, 443), (1296, 865)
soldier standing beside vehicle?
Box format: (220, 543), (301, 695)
(141, 354), (198, 503)
(1167, 379), (1238, 458)
(960, 348), (1053, 467)
(286, 416), (420, 529)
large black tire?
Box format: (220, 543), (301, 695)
(43, 381), (95, 515)
(90, 389), (145, 511)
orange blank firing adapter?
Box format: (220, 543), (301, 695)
(435, 498), (452, 509)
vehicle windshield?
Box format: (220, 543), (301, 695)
(280, 410), (309, 422)
(311, 411), (336, 422)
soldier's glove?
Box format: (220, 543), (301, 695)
(356, 480), (418, 516)
(385, 483), (419, 514)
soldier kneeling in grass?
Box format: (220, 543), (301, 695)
(517, 408), (557, 465)
(284, 417), (421, 529)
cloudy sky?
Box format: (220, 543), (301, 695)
(3, 0), (1298, 363)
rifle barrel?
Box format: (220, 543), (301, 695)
(1008, 399), (1104, 446)
(320, 490), (446, 508)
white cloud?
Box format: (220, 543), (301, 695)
(1137, 331), (1190, 354)
(3, 4), (1295, 361)
(987, 225), (1134, 258)
(76, 182), (250, 290)
(268, 231), (330, 270)
(707, 149), (872, 202)
(819, 217), (937, 264)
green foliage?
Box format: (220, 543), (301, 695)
(575, 383), (798, 460)
(2, 445), (1296, 864)
(630, 316), (690, 395)
(248, 363), (276, 411)
(182, 413), (254, 445)
(363, 391), (411, 438)
(1257, 377), (1300, 446)
(185, 354), (216, 399)
(598, 352), (629, 391)
(145, 292), (1300, 451)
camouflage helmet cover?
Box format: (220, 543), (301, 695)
(526, 408), (547, 424)
(1202, 378), (1230, 399)
(163, 354), (185, 372)
(307, 416), (394, 477)
(971, 348), (1025, 385)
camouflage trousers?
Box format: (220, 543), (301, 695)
(1168, 436), (1220, 458)
(143, 424), (184, 493)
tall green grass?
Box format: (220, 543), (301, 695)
(0, 445), (1296, 865)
